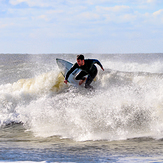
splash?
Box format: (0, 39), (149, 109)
(1, 67), (163, 141)
(0, 71), (65, 126)
(50, 73), (65, 92)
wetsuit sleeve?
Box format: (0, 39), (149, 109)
(91, 59), (103, 69)
(65, 63), (78, 81)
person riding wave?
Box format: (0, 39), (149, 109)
(64, 54), (104, 88)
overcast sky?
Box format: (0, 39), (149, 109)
(0, 0), (163, 54)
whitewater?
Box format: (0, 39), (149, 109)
(1, 53), (163, 162)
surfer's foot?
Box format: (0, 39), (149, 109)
(85, 84), (93, 89)
(79, 78), (87, 85)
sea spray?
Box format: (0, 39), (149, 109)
(12, 70), (163, 140)
(0, 70), (64, 126)
(1, 54), (163, 141)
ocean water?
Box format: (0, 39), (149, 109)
(1, 53), (163, 162)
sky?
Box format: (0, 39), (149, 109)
(0, 0), (163, 54)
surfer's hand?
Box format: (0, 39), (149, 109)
(64, 80), (68, 84)
(101, 67), (104, 71)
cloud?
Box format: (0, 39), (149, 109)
(8, 0), (160, 8)
(96, 5), (131, 13)
(0, 0), (163, 53)
(9, 0), (55, 7)
(146, 0), (158, 3)
(78, 12), (100, 20)
(153, 9), (163, 16)
(0, 21), (13, 29)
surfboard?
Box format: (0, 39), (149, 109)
(56, 58), (83, 86)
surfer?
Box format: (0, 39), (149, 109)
(64, 54), (104, 88)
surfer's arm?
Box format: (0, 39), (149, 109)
(95, 59), (104, 70)
(65, 63), (78, 81)
(91, 59), (104, 71)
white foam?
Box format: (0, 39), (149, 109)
(13, 70), (163, 141)
(1, 58), (163, 141)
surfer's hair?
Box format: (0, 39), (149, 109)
(77, 54), (84, 60)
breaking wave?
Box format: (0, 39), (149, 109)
(1, 64), (163, 141)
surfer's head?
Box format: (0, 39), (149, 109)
(77, 54), (84, 66)
(77, 54), (84, 60)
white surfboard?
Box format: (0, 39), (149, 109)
(56, 58), (84, 86)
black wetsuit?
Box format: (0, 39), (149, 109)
(65, 59), (103, 88)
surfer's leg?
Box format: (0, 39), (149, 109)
(85, 68), (97, 89)
(75, 71), (87, 80)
